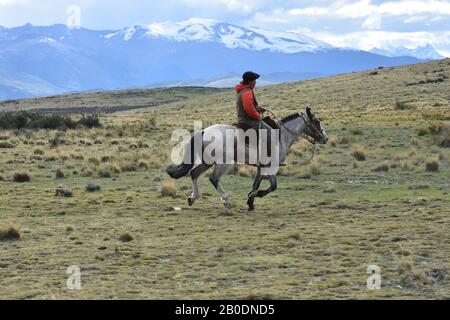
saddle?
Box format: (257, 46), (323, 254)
(232, 116), (281, 167)
(233, 116), (279, 131)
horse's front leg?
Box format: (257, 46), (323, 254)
(247, 168), (263, 211)
(248, 175), (277, 211)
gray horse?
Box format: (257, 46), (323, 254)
(167, 107), (329, 211)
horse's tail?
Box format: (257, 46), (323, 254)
(166, 135), (198, 180)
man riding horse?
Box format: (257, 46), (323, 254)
(166, 71), (329, 210)
(235, 71), (284, 166)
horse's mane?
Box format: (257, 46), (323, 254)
(280, 113), (301, 124)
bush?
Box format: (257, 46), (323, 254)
(351, 144), (366, 161)
(97, 166), (112, 178)
(13, 172), (31, 183)
(395, 101), (413, 110)
(161, 179), (176, 197)
(0, 141), (16, 148)
(425, 157), (439, 172)
(0, 226), (21, 241)
(0, 112), (101, 130)
(440, 134), (450, 148)
(373, 162), (389, 172)
(55, 169), (65, 179)
(119, 233), (134, 242)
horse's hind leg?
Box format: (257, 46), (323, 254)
(188, 164), (211, 206)
(209, 164), (232, 209)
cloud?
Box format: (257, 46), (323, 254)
(286, 0), (450, 18)
(362, 14), (382, 29)
(0, 0), (28, 6)
(301, 29), (450, 51)
(403, 15), (428, 23)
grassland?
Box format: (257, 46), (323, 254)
(0, 59), (449, 300)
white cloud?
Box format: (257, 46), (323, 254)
(362, 14), (382, 29)
(180, 0), (266, 13)
(403, 15), (428, 23)
(286, 0), (450, 18)
(0, 0), (27, 6)
(304, 30), (450, 51)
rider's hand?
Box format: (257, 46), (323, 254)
(259, 107), (267, 113)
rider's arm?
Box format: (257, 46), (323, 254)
(242, 91), (260, 120)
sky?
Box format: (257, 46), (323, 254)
(0, 0), (449, 56)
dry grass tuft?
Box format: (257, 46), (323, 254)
(425, 157), (439, 172)
(55, 169), (65, 179)
(12, 172), (31, 183)
(351, 144), (366, 161)
(0, 225), (21, 241)
(372, 161), (389, 172)
(161, 179), (177, 197)
(119, 233), (134, 242)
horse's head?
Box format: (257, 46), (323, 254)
(303, 107), (328, 145)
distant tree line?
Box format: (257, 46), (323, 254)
(0, 111), (101, 130)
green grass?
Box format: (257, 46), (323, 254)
(0, 59), (449, 299)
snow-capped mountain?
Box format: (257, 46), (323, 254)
(370, 44), (444, 60)
(138, 18), (333, 53)
(0, 19), (423, 100)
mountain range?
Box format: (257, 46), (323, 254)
(370, 44), (444, 60)
(0, 18), (440, 100)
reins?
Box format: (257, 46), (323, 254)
(263, 108), (317, 165)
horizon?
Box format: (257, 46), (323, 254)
(0, 0), (449, 57)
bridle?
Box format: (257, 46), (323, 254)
(261, 109), (326, 166)
(264, 109), (324, 145)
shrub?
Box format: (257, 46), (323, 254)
(351, 144), (366, 161)
(0, 112), (101, 130)
(306, 160), (321, 176)
(138, 160), (149, 170)
(86, 184), (101, 192)
(119, 233), (134, 242)
(55, 169), (65, 179)
(395, 101), (412, 110)
(351, 128), (363, 135)
(329, 136), (337, 147)
(78, 114), (101, 129)
(440, 134), (450, 148)
(0, 226), (21, 241)
(425, 157), (439, 172)
(97, 166), (112, 178)
(13, 172), (31, 183)
(120, 161), (138, 172)
(0, 141), (16, 148)
(161, 179), (177, 197)
(372, 162), (389, 172)
(88, 157), (100, 166)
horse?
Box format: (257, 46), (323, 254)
(166, 107), (329, 211)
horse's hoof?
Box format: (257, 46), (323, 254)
(187, 197), (195, 206)
(247, 199), (255, 211)
(223, 199), (233, 209)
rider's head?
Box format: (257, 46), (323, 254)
(242, 71), (260, 88)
